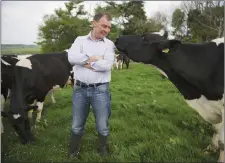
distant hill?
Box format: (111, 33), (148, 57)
(1, 44), (40, 49)
(1, 44), (41, 55)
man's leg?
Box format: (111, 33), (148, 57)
(69, 86), (90, 159)
(91, 83), (111, 156)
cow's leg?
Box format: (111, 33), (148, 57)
(203, 122), (223, 153)
(36, 101), (44, 123)
(34, 101), (47, 129)
(203, 130), (220, 152)
(116, 62), (119, 69)
(203, 110), (224, 162)
(120, 61), (123, 69)
(50, 91), (56, 104)
(126, 59), (130, 69)
(117, 61), (121, 70)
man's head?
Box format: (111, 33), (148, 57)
(92, 13), (112, 40)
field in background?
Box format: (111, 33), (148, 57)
(1, 47), (41, 55)
(2, 63), (218, 162)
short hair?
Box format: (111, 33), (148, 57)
(93, 13), (112, 21)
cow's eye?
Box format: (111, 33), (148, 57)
(141, 35), (145, 40)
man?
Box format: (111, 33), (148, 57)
(67, 13), (115, 159)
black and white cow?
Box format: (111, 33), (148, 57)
(4, 51), (73, 144)
(115, 32), (224, 162)
(113, 53), (130, 70)
(1, 54), (67, 133)
(1, 54), (60, 105)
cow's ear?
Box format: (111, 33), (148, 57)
(157, 40), (181, 53)
(163, 30), (168, 39)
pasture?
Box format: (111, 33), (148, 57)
(2, 63), (218, 162)
(1, 47), (41, 55)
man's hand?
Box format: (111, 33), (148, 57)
(87, 56), (103, 63)
(83, 63), (94, 70)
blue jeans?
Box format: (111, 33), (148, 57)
(71, 82), (111, 136)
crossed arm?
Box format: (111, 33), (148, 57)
(68, 37), (115, 71)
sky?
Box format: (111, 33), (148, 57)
(1, 1), (182, 44)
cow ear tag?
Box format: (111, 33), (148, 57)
(162, 48), (169, 53)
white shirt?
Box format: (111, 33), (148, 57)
(68, 31), (115, 84)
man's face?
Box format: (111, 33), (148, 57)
(92, 16), (111, 39)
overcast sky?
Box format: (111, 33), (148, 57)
(1, 1), (181, 44)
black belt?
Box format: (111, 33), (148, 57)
(76, 80), (108, 88)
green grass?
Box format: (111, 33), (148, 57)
(2, 63), (218, 162)
(1, 47), (40, 54)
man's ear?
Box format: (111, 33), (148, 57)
(157, 40), (181, 53)
(92, 21), (97, 28)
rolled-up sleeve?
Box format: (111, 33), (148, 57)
(68, 37), (89, 66)
(90, 42), (115, 72)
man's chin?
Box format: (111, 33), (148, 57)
(100, 34), (107, 38)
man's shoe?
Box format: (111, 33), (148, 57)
(68, 132), (82, 160)
(98, 134), (109, 157)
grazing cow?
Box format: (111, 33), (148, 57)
(4, 51), (73, 144)
(113, 54), (122, 70)
(1, 54), (58, 104)
(115, 32), (224, 162)
(113, 53), (130, 70)
(1, 54), (64, 133)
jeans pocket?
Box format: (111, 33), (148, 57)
(96, 83), (109, 93)
(74, 85), (82, 92)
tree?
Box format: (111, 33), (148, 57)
(36, 1), (90, 53)
(153, 11), (169, 29)
(181, 1), (224, 41)
(171, 8), (186, 39)
(94, 1), (164, 35)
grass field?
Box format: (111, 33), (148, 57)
(2, 63), (218, 162)
(1, 47), (41, 55)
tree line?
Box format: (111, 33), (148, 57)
(36, 0), (224, 53)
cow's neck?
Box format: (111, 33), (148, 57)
(153, 57), (224, 125)
(154, 50), (223, 100)
(153, 59), (205, 100)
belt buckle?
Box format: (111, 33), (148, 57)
(89, 84), (95, 88)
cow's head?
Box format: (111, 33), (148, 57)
(115, 31), (181, 64)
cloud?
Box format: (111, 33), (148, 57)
(1, 1), (182, 44)
(145, 1), (181, 18)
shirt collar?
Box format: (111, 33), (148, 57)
(87, 31), (105, 42)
